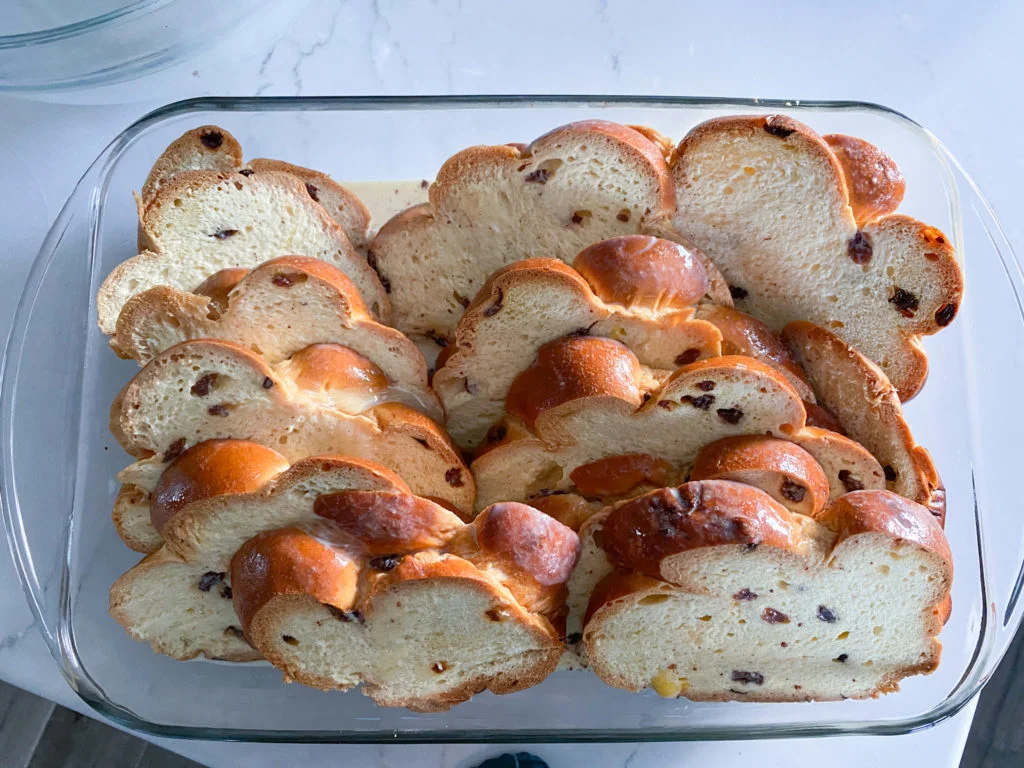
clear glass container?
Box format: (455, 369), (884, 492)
(0, 0), (275, 92)
(2, 96), (1022, 743)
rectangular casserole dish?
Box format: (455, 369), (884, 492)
(3, 95), (1023, 743)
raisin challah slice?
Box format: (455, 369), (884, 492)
(140, 125), (372, 251)
(97, 169), (386, 334)
(111, 339), (471, 552)
(782, 321), (944, 522)
(434, 236), (723, 450)
(578, 483), (952, 701)
(233, 499), (579, 710)
(669, 114), (962, 400)
(110, 256), (439, 419)
(369, 120), (681, 339)
(471, 335), (883, 511)
(110, 455), (408, 661)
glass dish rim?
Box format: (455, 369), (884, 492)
(1, 93), (1019, 743)
(0, 0), (165, 48)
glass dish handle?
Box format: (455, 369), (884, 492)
(1, 154), (105, 675)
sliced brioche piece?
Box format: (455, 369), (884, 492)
(111, 256), (439, 418)
(112, 340), (470, 551)
(695, 304), (814, 402)
(582, 484), (952, 701)
(788, 426), (886, 501)
(98, 169), (386, 334)
(434, 236), (723, 449)
(247, 159), (372, 251)
(140, 126), (372, 250)
(690, 436), (830, 518)
(232, 502), (578, 709)
(141, 126), (243, 204)
(670, 114), (962, 399)
(783, 321), (943, 521)
(823, 134), (905, 226)
(369, 120), (677, 338)
(239, 549), (561, 710)
(110, 455), (405, 660)
(471, 336), (807, 509)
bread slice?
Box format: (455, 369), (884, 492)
(690, 435), (830, 518)
(110, 255), (439, 419)
(670, 115), (963, 400)
(111, 339), (471, 552)
(782, 321), (944, 521)
(580, 483), (952, 701)
(434, 236), (723, 450)
(472, 336), (881, 511)
(97, 169), (386, 334)
(368, 120), (677, 338)
(141, 126), (243, 203)
(232, 500), (578, 709)
(823, 134), (905, 226)
(110, 455), (406, 660)
(140, 125), (372, 251)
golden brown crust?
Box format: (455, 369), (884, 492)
(285, 343), (389, 396)
(505, 337), (644, 430)
(150, 439), (289, 533)
(600, 480), (806, 582)
(583, 568), (664, 627)
(568, 454), (678, 499)
(312, 490), (463, 553)
(527, 492), (596, 531)
(824, 134), (906, 225)
(782, 321), (944, 520)
(572, 235), (708, 311)
(821, 490), (953, 570)
(804, 400), (844, 433)
(194, 267), (248, 314)
(625, 125), (675, 159)
(690, 436), (830, 519)
(696, 305), (814, 402)
(141, 126), (244, 204)
(231, 527), (362, 634)
(469, 502), (581, 587)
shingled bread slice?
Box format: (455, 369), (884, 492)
(670, 115), (963, 400)
(369, 120), (678, 338)
(782, 321), (944, 521)
(111, 256), (439, 419)
(471, 336), (882, 510)
(110, 456), (406, 661)
(140, 125), (372, 251)
(580, 485), (952, 701)
(234, 502), (578, 709)
(434, 236), (723, 450)
(97, 169), (386, 334)
(111, 339), (471, 552)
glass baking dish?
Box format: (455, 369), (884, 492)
(2, 95), (1023, 743)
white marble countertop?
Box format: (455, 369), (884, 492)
(2, 0), (1022, 765)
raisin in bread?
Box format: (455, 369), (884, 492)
(578, 482), (952, 701)
(140, 125), (372, 251)
(434, 236), (723, 450)
(471, 335), (882, 511)
(233, 499), (578, 710)
(782, 320), (944, 522)
(110, 455), (407, 661)
(368, 120), (678, 338)
(669, 115), (962, 400)
(97, 169), (386, 334)
(111, 339), (471, 552)
(111, 256), (439, 419)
